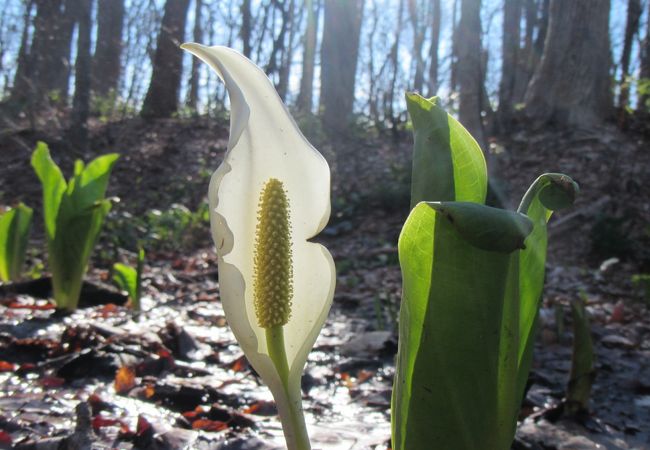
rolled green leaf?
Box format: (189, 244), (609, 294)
(393, 202), (532, 450)
(406, 93), (487, 207)
(0, 203), (33, 282)
(515, 174), (579, 404)
(31, 142), (119, 310)
(565, 298), (594, 416)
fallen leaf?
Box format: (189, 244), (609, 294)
(114, 366), (136, 394)
(40, 376), (65, 387)
(92, 416), (123, 431)
(0, 361), (15, 372)
(191, 419), (228, 432)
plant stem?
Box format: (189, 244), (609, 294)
(266, 325), (311, 450)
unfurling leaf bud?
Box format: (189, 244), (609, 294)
(253, 178), (293, 328)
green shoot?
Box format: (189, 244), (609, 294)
(31, 142), (119, 310)
(112, 248), (145, 311)
(392, 94), (578, 450)
(0, 203), (33, 282)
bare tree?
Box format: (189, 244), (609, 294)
(456, 0), (486, 148)
(497, 0), (521, 125)
(320, 0), (364, 134)
(639, 0), (650, 111)
(187, 0), (203, 112)
(427, 0), (441, 97)
(297, 0), (319, 113)
(407, 0), (427, 94)
(141, 0), (191, 118)
(241, 0), (252, 57)
(9, 0), (35, 105)
(524, 0), (612, 127)
(618, 0), (642, 113)
(69, 0), (92, 150)
(93, 0), (125, 99)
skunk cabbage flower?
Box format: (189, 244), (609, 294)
(181, 43), (335, 450)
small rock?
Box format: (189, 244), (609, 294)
(340, 331), (392, 357)
(601, 334), (636, 349)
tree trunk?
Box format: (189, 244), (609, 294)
(512, 0), (538, 103)
(9, 0), (35, 105)
(497, 0), (521, 124)
(638, 0), (650, 111)
(407, 0), (426, 94)
(618, 0), (641, 112)
(456, 0), (486, 149)
(26, 0), (75, 103)
(297, 0), (319, 113)
(241, 0), (252, 58)
(92, 0), (125, 98)
(274, 0), (296, 101)
(141, 0), (191, 118)
(427, 0), (441, 96)
(320, 0), (364, 134)
(69, 0), (92, 151)
(524, 0), (611, 127)
(450, 0), (460, 98)
(187, 0), (203, 112)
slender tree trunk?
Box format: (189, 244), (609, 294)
(241, 0), (252, 58)
(450, 0), (460, 97)
(320, 0), (364, 134)
(187, 0), (203, 112)
(427, 0), (441, 96)
(387, 0), (405, 130)
(141, 0), (191, 119)
(92, 0), (125, 99)
(456, 0), (486, 149)
(524, 0), (612, 128)
(276, 0), (296, 101)
(618, 0), (641, 113)
(297, 0), (319, 112)
(407, 0), (426, 94)
(9, 0), (35, 104)
(638, 0), (650, 111)
(69, 0), (92, 151)
(498, 0), (521, 125)
(512, 0), (538, 103)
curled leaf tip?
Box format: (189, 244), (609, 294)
(254, 178), (294, 328)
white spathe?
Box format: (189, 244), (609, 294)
(181, 43), (335, 448)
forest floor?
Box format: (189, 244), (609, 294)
(0, 114), (649, 449)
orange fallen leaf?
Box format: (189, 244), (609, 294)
(182, 406), (205, 419)
(114, 366), (136, 394)
(0, 361), (15, 372)
(230, 355), (248, 372)
(191, 419), (228, 432)
(357, 369), (374, 384)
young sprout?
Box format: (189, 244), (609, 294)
(181, 44), (335, 450)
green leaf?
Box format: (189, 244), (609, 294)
(0, 203), (33, 281)
(113, 263), (137, 301)
(515, 173), (579, 402)
(31, 142), (66, 239)
(31, 143), (119, 310)
(429, 202), (533, 253)
(406, 93), (487, 207)
(113, 248), (145, 311)
(392, 202), (532, 450)
(565, 298), (594, 415)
